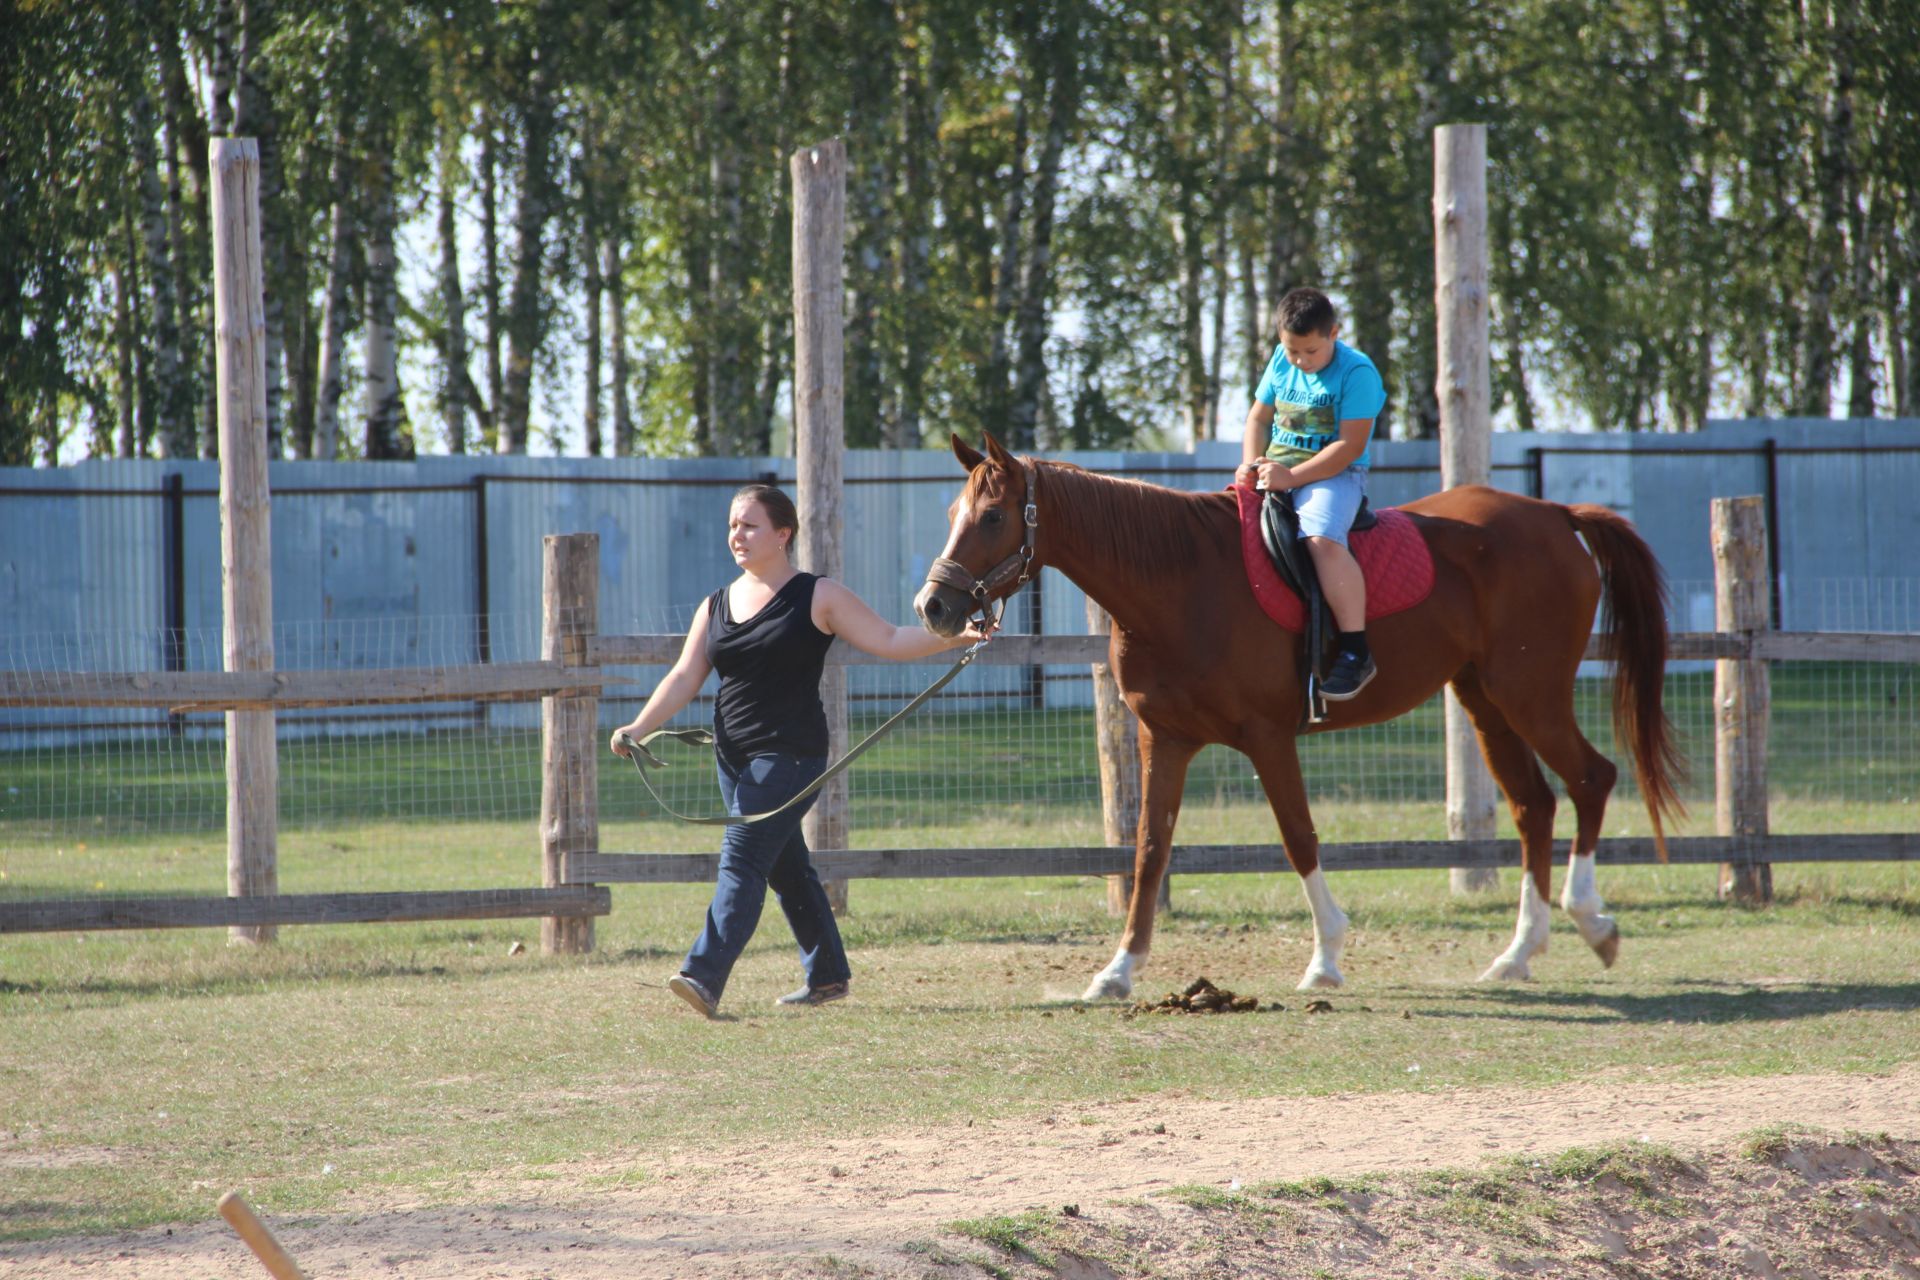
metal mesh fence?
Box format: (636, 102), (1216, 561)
(3, 581), (1914, 908)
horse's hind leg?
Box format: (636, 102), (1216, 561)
(1083, 727), (1198, 1002)
(1451, 669), (1559, 981)
(1471, 667), (1624, 969)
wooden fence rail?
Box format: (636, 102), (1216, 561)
(10, 631), (1915, 716)
(6, 618), (1916, 942)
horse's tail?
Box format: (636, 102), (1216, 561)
(1567, 504), (1687, 862)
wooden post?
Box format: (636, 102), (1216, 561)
(540, 533), (599, 954)
(1088, 601), (1164, 915)
(792, 138), (850, 915)
(1434, 123), (1500, 894)
(1713, 497), (1772, 905)
(211, 137), (279, 945)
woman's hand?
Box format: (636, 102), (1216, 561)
(948, 620), (991, 648)
(610, 725), (642, 758)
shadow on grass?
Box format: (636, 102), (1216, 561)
(1423, 978), (1920, 1026)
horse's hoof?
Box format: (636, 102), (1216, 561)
(1082, 974), (1131, 1002)
(1479, 957), (1533, 982)
(1296, 968), (1344, 991)
(1591, 921), (1621, 968)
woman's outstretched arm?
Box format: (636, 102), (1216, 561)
(812, 578), (985, 660)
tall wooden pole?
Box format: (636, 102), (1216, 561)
(540, 532), (599, 954)
(1433, 123), (1500, 895)
(792, 138), (850, 914)
(1713, 497), (1773, 905)
(211, 137), (280, 944)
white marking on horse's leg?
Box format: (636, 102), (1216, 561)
(1083, 947), (1142, 1002)
(1560, 850), (1620, 967)
(1480, 875), (1551, 981)
(1297, 868), (1348, 990)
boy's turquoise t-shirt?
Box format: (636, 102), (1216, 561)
(1253, 339), (1386, 469)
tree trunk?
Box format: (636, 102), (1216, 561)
(1175, 196), (1207, 445)
(1891, 268), (1910, 419)
(500, 10), (556, 456)
(363, 129), (403, 459)
(312, 129), (353, 462)
(234, 0), (285, 456)
(133, 89), (189, 459)
(481, 120), (504, 451)
(583, 224), (602, 457)
(1007, 2), (1080, 450)
(120, 202), (145, 458)
(113, 258), (135, 458)
(161, 36), (201, 458)
(281, 144), (317, 459)
(1349, 253), (1393, 436)
(982, 69), (1030, 433)
(706, 63), (752, 456)
(438, 110), (469, 454)
(201, 0), (236, 460)
(1846, 174), (1879, 418)
(1262, 0), (1311, 377)
(1240, 240), (1263, 390)
(605, 237), (631, 455)
(894, 5), (936, 450)
(209, 0), (236, 135)
(845, 0), (898, 448)
(1799, 0), (1852, 417)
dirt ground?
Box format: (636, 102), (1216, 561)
(4, 1062), (1916, 1279)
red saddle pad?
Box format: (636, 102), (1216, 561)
(1233, 482), (1435, 633)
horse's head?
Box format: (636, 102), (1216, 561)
(914, 432), (1039, 637)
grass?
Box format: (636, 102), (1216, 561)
(1, 668), (1917, 1243)
(0, 858), (1915, 1243)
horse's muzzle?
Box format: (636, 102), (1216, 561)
(913, 581), (970, 638)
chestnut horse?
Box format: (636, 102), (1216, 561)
(914, 434), (1684, 999)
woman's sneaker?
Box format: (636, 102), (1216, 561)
(774, 981), (849, 1008)
(667, 973), (718, 1019)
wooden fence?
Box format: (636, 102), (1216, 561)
(6, 508), (1919, 948)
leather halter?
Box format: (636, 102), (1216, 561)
(925, 456), (1039, 624)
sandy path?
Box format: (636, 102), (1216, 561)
(5, 1063), (1915, 1278)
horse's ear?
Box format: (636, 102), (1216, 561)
(951, 433), (985, 473)
(983, 432), (1017, 471)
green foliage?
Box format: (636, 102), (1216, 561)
(4, 0), (1919, 464)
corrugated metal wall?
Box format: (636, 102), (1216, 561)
(4, 419), (1917, 745)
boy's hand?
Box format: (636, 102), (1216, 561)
(1239, 460), (1291, 491)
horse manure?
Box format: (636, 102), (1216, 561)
(1304, 998), (1335, 1014)
(1123, 976), (1261, 1016)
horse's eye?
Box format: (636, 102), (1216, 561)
(982, 509), (1004, 527)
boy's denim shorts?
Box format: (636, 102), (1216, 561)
(1292, 467), (1368, 547)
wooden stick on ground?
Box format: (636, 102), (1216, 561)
(217, 1191), (310, 1280)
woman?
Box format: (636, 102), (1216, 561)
(611, 483), (984, 1018)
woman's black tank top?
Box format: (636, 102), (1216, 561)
(705, 572), (835, 765)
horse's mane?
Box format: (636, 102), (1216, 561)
(1033, 459), (1234, 578)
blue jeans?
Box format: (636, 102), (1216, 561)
(680, 753), (849, 1002)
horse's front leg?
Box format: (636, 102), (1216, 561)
(1246, 730), (1348, 989)
(1083, 727), (1198, 1002)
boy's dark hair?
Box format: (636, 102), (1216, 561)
(732, 483), (799, 550)
(1276, 287), (1338, 338)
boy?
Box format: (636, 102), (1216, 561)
(1235, 287), (1386, 699)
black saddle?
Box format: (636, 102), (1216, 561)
(1259, 490), (1374, 726)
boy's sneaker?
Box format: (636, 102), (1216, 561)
(774, 981), (849, 1008)
(1320, 650), (1377, 701)
(667, 973), (718, 1019)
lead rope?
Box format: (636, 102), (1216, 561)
(615, 632), (995, 826)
